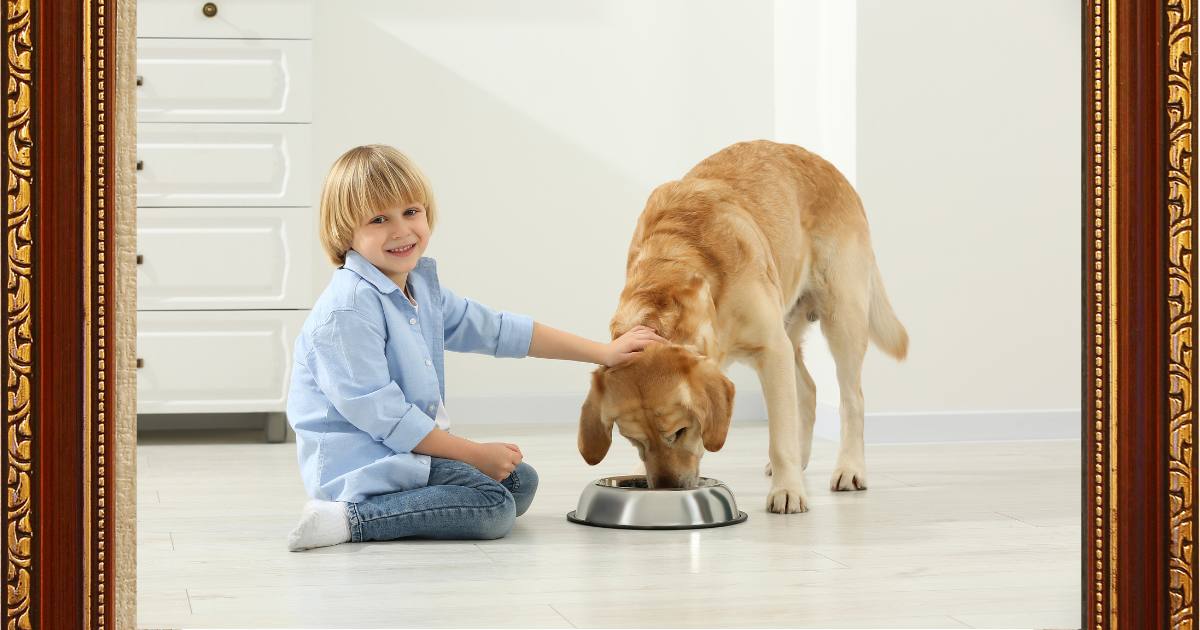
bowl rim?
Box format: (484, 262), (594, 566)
(591, 475), (726, 491)
(566, 510), (748, 530)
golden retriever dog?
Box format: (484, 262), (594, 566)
(577, 140), (908, 514)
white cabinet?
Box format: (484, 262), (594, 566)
(137, 39), (313, 123)
(137, 311), (307, 413)
(136, 207), (316, 310)
(138, 0), (313, 39)
(136, 123), (312, 207)
(136, 0), (316, 431)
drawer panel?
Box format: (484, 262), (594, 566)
(136, 310), (309, 413)
(137, 207), (318, 310)
(137, 39), (312, 123)
(138, 0), (313, 39)
(136, 123), (312, 207)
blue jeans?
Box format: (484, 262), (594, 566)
(347, 457), (538, 542)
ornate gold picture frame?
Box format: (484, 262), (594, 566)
(0, 0), (1195, 627)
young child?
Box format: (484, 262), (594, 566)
(286, 145), (665, 551)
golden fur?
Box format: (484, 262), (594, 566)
(578, 140), (908, 514)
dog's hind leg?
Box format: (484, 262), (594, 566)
(788, 319), (818, 472)
(820, 271), (871, 491)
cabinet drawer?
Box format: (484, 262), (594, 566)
(137, 123), (311, 207)
(138, 0), (313, 39)
(137, 207), (318, 310)
(137, 39), (312, 123)
(136, 310), (309, 413)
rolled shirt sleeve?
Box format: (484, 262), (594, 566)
(307, 309), (436, 454)
(440, 286), (534, 358)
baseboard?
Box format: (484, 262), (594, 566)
(137, 396), (1081, 444)
(813, 402), (1080, 443)
(445, 393), (1080, 443)
(138, 412), (268, 431)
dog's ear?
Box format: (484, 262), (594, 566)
(695, 360), (735, 452)
(578, 368), (614, 465)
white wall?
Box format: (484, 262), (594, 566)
(854, 0), (1080, 417)
(313, 1), (778, 421)
(773, 0), (856, 183)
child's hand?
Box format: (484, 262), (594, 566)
(603, 325), (668, 367)
(470, 442), (524, 481)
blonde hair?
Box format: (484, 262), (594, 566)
(318, 144), (438, 265)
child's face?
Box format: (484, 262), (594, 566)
(350, 201), (431, 285)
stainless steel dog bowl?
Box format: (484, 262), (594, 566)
(567, 475), (748, 530)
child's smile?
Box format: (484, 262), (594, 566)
(386, 242), (418, 257)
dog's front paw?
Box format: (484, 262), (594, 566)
(766, 476), (809, 513)
(830, 460), (868, 491)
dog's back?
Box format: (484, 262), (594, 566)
(684, 139), (866, 276)
(630, 139), (907, 360)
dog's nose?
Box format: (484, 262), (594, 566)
(647, 476), (671, 489)
(649, 475), (689, 489)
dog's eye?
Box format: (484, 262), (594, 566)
(672, 427), (687, 442)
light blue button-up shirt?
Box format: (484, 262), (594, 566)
(286, 250), (534, 502)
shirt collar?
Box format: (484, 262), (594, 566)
(343, 249), (434, 295)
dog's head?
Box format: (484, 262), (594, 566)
(578, 343), (734, 488)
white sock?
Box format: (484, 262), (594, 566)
(287, 499), (351, 552)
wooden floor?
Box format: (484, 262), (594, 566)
(137, 421), (1081, 628)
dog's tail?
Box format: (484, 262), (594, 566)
(868, 259), (908, 360)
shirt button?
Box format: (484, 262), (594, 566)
(409, 317), (417, 325)
(425, 359), (432, 367)
(428, 404), (436, 412)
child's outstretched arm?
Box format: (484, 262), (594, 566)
(528, 323), (667, 367)
(438, 284), (665, 366)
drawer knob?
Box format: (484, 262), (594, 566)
(136, 254), (143, 265)
(136, 358), (144, 369)
(202, 2), (218, 17)
(136, 75), (143, 87)
(136, 159), (143, 171)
